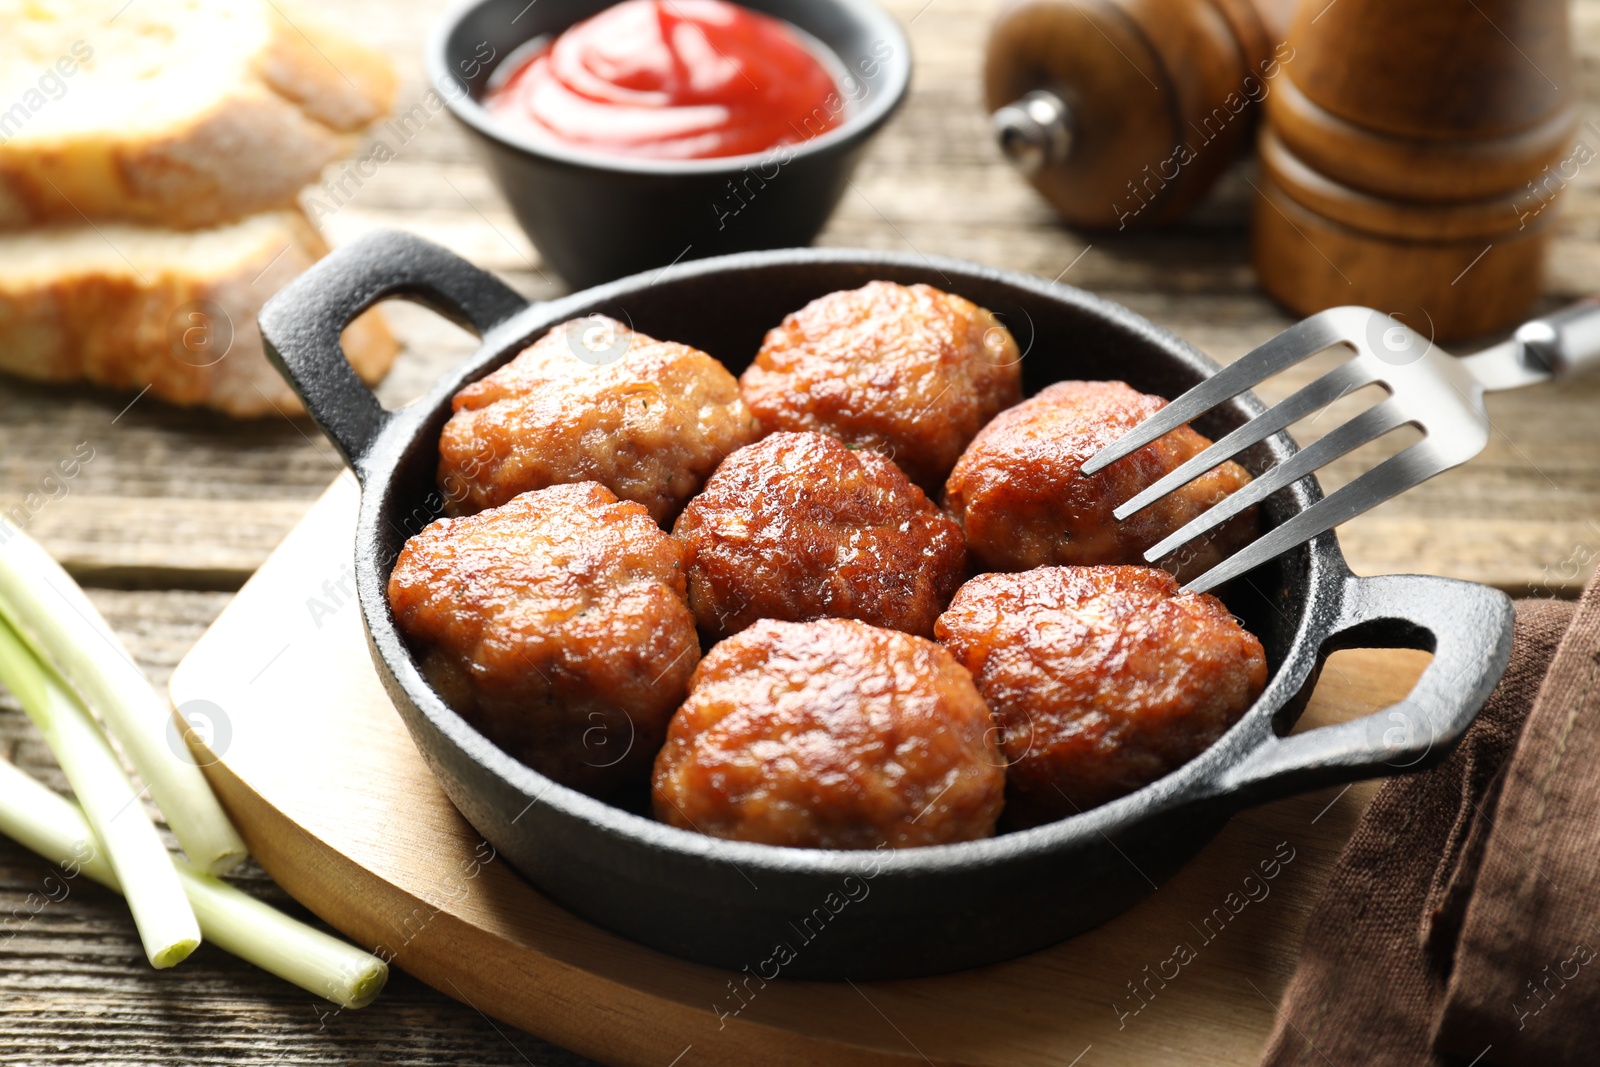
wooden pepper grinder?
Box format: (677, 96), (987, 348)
(1254, 0), (1576, 340)
(984, 0), (1298, 230)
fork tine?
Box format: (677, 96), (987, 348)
(1142, 397), (1411, 563)
(1081, 307), (1371, 476)
(1113, 358), (1381, 521)
(1181, 439), (1458, 594)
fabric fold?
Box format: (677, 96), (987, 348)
(1258, 593), (1578, 1067)
(1433, 577), (1600, 1064)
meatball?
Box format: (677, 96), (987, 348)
(935, 566), (1267, 828)
(387, 482), (700, 797)
(740, 281), (1023, 493)
(672, 432), (968, 641)
(652, 618), (1005, 849)
(438, 315), (760, 525)
(944, 380), (1257, 581)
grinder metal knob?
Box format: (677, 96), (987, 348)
(992, 90), (1074, 176)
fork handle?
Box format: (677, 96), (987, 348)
(1515, 298), (1600, 378)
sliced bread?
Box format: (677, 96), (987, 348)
(0, 209), (396, 416)
(0, 0), (395, 229)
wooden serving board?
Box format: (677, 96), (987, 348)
(169, 478), (1430, 1067)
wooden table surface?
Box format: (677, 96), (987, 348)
(2, 0), (1597, 1063)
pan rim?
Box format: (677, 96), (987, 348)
(353, 245), (1338, 880)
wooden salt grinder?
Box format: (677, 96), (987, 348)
(1254, 0), (1577, 341)
(984, 0), (1298, 230)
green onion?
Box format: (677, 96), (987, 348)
(0, 615), (199, 968)
(0, 520), (247, 874)
(178, 860), (390, 1009)
(0, 607), (200, 966)
(0, 756), (388, 1007)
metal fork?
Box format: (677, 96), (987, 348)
(1081, 301), (1600, 594)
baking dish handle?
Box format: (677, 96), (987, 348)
(1210, 573), (1514, 804)
(259, 230), (529, 472)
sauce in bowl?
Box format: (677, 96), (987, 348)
(483, 0), (844, 160)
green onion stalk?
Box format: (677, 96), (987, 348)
(0, 756), (388, 1007)
(0, 615), (199, 968)
(0, 520), (247, 874)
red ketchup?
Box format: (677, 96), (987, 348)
(483, 0), (843, 160)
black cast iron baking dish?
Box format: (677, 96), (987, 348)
(427, 0), (911, 288)
(259, 232), (1514, 980)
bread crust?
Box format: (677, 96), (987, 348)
(0, 209), (395, 416)
(0, 5), (396, 229)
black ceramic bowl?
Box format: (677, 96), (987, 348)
(427, 0), (911, 288)
(260, 232), (1513, 980)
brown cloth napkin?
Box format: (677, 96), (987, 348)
(1260, 572), (1600, 1067)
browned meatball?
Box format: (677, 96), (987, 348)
(672, 432), (968, 641)
(740, 281), (1023, 493)
(388, 482), (700, 797)
(438, 316), (761, 525)
(936, 566), (1267, 828)
(944, 380), (1257, 581)
(652, 618), (1005, 849)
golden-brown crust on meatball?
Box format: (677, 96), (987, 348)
(672, 432), (968, 641)
(740, 281), (1023, 493)
(388, 482), (700, 797)
(652, 618), (1005, 849)
(935, 566), (1267, 828)
(438, 316), (761, 525)
(943, 380), (1257, 581)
